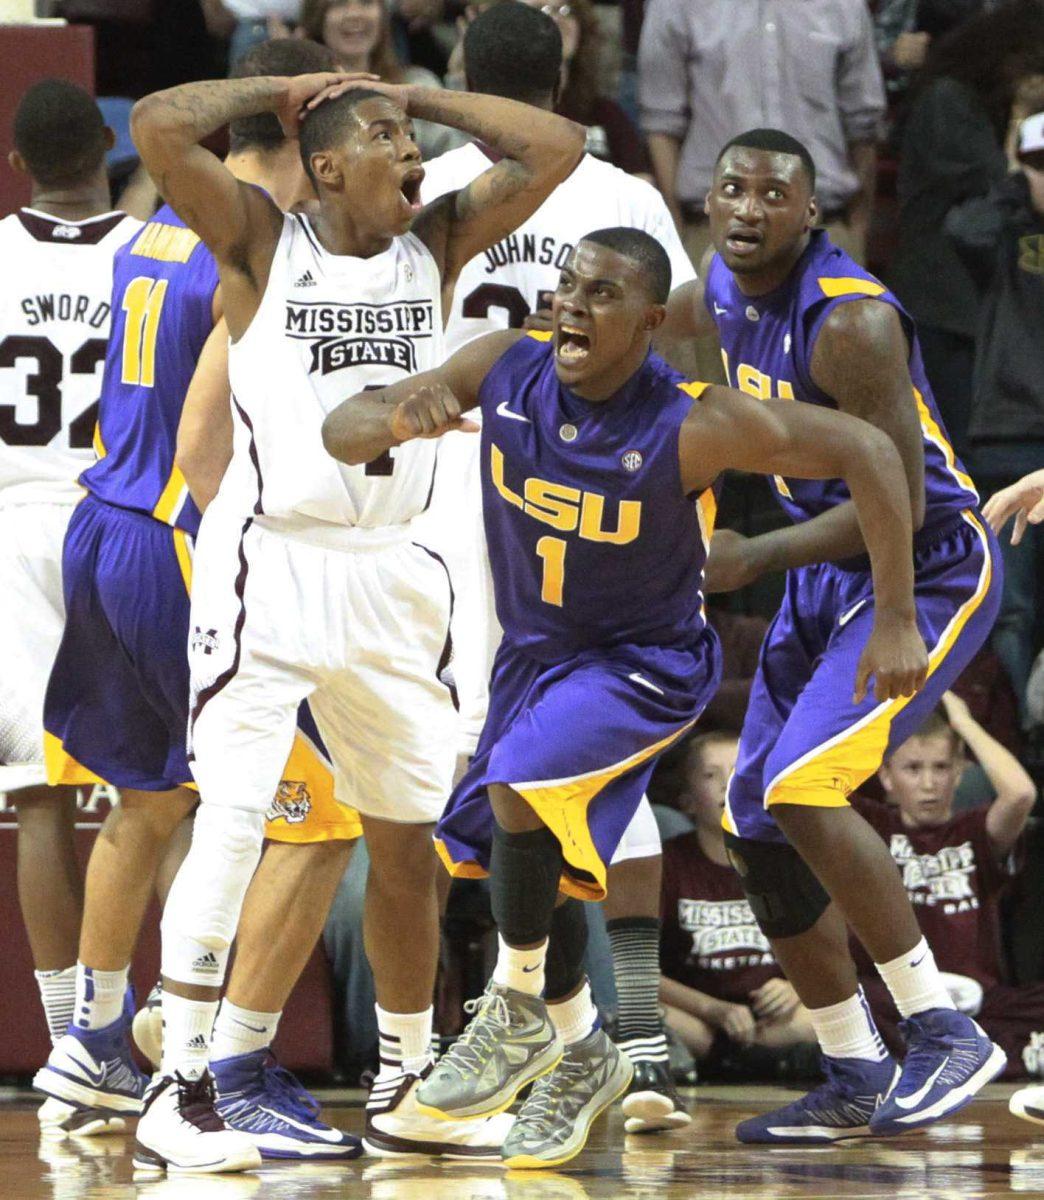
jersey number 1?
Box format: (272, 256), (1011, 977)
(121, 276), (169, 388)
(536, 535), (566, 606)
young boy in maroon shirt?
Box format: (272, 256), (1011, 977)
(660, 733), (816, 1065)
(855, 693), (1041, 1079)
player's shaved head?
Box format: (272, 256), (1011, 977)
(716, 128), (817, 192)
(580, 227), (672, 304)
(13, 79), (107, 188)
(464, 2), (563, 105)
(230, 37), (339, 154)
(298, 88), (398, 185)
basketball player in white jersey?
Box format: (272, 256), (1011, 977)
(129, 2), (584, 1171)
(0, 80), (140, 1137)
(412, 16), (694, 1133)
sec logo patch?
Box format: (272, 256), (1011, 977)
(621, 450), (643, 472)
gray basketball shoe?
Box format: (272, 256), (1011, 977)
(415, 983), (562, 1119)
(502, 1027), (634, 1168)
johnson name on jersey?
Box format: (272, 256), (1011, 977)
(222, 213), (445, 529)
(0, 209), (140, 505)
(421, 146), (695, 355)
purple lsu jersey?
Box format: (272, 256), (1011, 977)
(80, 204), (217, 536)
(705, 229), (978, 533)
(479, 333), (718, 662)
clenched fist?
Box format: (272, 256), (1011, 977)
(390, 382), (479, 442)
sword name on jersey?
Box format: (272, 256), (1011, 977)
(21, 292), (111, 330)
(490, 443), (642, 546)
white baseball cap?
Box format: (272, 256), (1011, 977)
(1018, 111), (1044, 158)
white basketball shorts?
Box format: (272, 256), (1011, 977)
(609, 794), (662, 865)
(0, 500), (74, 772)
(188, 512), (458, 825)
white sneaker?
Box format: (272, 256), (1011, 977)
(364, 1067), (514, 1159)
(134, 1072), (262, 1174)
(1011, 1084), (1044, 1127)
(132, 983), (163, 1070)
(38, 1095), (127, 1136)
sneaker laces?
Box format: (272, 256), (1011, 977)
(900, 1024), (982, 1089)
(177, 1073), (225, 1132)
(263, 1061), (321, 1121)
(787, 1060), (878, 1125)
(515, 1055), (587, 1135)
(436, 988), (514, 1078)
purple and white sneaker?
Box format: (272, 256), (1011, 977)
(736, 1055), (900, 1144)
(870, 1009), (1006, 1135)
(213, 1050), (362, 1160)
(33, 1015), (148, 1115)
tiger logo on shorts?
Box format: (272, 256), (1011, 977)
(267, 780), (312, 825)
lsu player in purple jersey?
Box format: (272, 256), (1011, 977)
(322, 226), (928, 1167)
(660, 128), (1007, 1143)
(34, 40), (365, 1168)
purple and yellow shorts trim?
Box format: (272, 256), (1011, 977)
(724, 510), (1002, 844)
(436, 633), (721, 900)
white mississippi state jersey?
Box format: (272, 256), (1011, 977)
(224, 213), (444, 528)
(0, 208), (140, 506)
(421, 146), (696, 355)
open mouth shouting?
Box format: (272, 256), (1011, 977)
(556, 321), (591, 365)
(399, 166), (425, 216)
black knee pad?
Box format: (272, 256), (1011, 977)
(545, 898), (588, 1002)
(723, 832), (830, 939)
(490, 824), (563, 946)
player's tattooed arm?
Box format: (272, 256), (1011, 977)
(682, 388), (928, 702)
(704, 300), (926, 591)
(321, 329), (522, 466)
(408, 88), (585, 289)
(131, 72), (365, 336)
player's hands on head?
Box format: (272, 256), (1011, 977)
(276, 71), (380, 137)
(853, 613), (929, 705)
(982, 470), (1044, 545)
(303, 77), (412, 121)
(390, 382), (479, 442)
(704, 529), (762, 593)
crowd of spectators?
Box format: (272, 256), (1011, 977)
(29, 0), (1044, 1084)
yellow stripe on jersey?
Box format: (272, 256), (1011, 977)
(817, 276), (887, 299)
(696, 487), (717, 553)
(677, 380), (711, 402)
(172, 528), (193, 594)
(153, 464), (190, 527)
(130, 222), (201, 264)
(92, 420), (106, 460)
(526, 330), (554, 343)
(765, 509), (993, 810)
(914, 388), (978, 499)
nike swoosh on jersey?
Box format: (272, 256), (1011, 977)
(629, 672), (665, 696)
(893, 1060), (948, 1110)
(713, 303), (728, 315)
(496, 400), (531, 424)
(838, 598), (869, 628)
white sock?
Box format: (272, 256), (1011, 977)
(73, 962), (128, 1031)
(35, 966), (76, 1044)
(547, 980), (599, 1047)
(492, 935), (547, 997)
(161, 991), (219, 1081)
(376, 1004), (433, 1080)
(876, 937), (955, 1018)
(809, 988), (889, 1062)
(210, 1000), (281, 1062)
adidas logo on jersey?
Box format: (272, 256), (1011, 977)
(51, 224), (82, 240)
(294, 269), (317, 288)
(192, 952), (220, 973)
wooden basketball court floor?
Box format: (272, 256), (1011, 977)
(4, 1084), (1044, 1200)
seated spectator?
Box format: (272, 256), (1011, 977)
(886, 0), (1044, 456)
(298, 0), (465, 158)
(946, 107), (1044, 722)
(701, 604), (771, 735)
(519, 0), (652, 177)
(659, 734), (818, 1077)
(855, 700), (1043, 1078)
